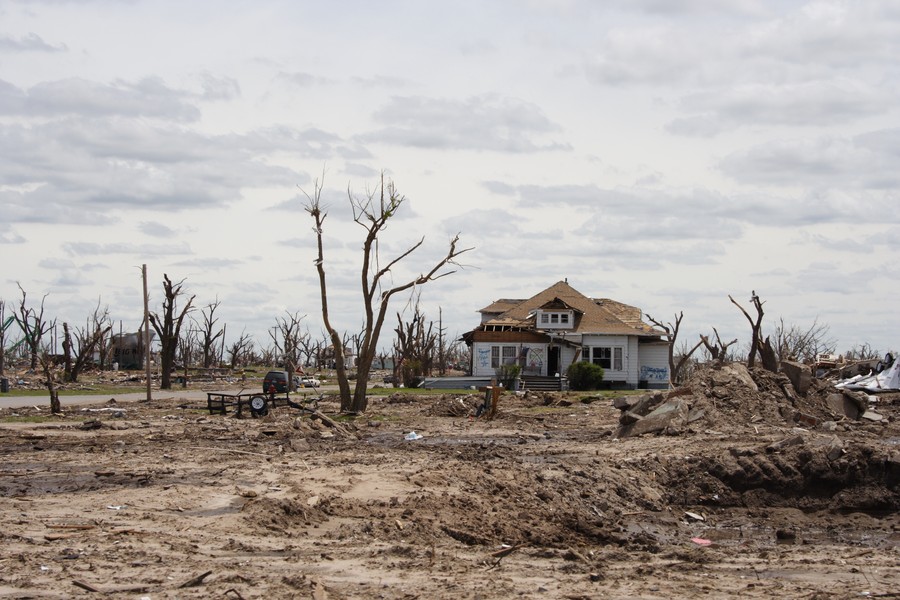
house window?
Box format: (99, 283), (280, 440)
(538, 311), (573, 329)
(583, 346), (623, 371)
(491, 345), (518, 368)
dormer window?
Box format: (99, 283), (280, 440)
(538, 310), (572, 329)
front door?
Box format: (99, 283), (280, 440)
(548, 346), (560, 377)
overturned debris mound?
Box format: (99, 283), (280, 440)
(614, 363), (890, 438)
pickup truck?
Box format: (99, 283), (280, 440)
(297, 376), (321, 388)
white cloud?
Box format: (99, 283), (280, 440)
(363, 95), (571, 152)
(0, 32), (66, 52)
(0, 0), (898, 355)
(671, 78), (893, 134)
(0, 78), (201, 120)
(138, 221), (179, 238)
(720, 132), (900, 192)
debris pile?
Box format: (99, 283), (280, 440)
(614, 362), (894, 438)
(425, 394), (481, 417)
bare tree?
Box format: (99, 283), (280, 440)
(393, 300), (438, 387)
(843, 343), (881, 361)
(15, 286), (60, 411)
(773, 317), (835, 363)
(699, 327), (738, 364)
(373, 349), (392, 371)
(16, 283), (54, 371)
(672, 339), (703, 382)
(64, 301), (112, 383)
(269, 311), (307, 375)
(303, 331), (329, 370)
(149, 274), (196, 390)
(436, 307), (448, 376)
(62, 322), (73, 379)
(0, 299), (9, 376)
(304, 173), (471, 413)
(446, 339), (471, 374)
(258, 345), (277, 367)
(296, 328), (321, 370)
(729, 291), (778, 371)
(645, 311), (703, 387)
(38, 350), (61, 413)
(176, 325), (199, 385)
(194, 299), (226, 369)
(227, 330), (255, 369)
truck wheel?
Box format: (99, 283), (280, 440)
(250, 395), (268, 417)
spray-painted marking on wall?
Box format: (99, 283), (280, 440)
(477, 348), (491, 368)
(640, 366), (668, 381)
(526, 347), (544, 370)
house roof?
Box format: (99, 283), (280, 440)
(478, 299), (524, 315)
(477, 280), (664, 337)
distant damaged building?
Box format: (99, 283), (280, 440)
(110, 330), (155, 369)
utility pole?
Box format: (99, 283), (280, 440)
(437, 307), (448, 376)
(220, 323), (227, 368)
(142, 264), (152, 402)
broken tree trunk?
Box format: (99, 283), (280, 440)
(729, 292), (765, 369)
(760, 336), (779, 372)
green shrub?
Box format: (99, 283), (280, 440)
(401, 359), (424, 388)
(567, 361), (604, 390)
(495, 363), (521, 390)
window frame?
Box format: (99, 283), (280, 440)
(537, 310), (574, 330)
(582, 345), (624, 371)
(491, 344), (519, 368)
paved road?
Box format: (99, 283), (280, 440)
(0, 388), (236, 410)
(0, 384), (336, 410)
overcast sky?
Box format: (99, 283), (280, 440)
(2, 0), (898, 359)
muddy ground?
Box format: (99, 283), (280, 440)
(1, 365), (898, 599)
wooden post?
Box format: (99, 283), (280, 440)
(487, 385), (501, 420)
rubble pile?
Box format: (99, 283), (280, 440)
(425, 394), (481, 417)
(614, 362), (894, 438)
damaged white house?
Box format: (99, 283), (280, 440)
(462, 280), (670, 390)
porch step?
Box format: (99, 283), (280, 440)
(520, 376), (567, 392)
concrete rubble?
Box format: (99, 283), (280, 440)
(614, 361), (895, 438)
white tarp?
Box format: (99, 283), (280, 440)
(835, 354), (900, 392)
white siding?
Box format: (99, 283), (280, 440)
(560, 345), (579, 375)
(473, 335), (670, 389)
(472, 342), (495, 377)
(578, 335), (637, 386)
(639, 342), (670, 388)
(471, 341), (550, 377)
